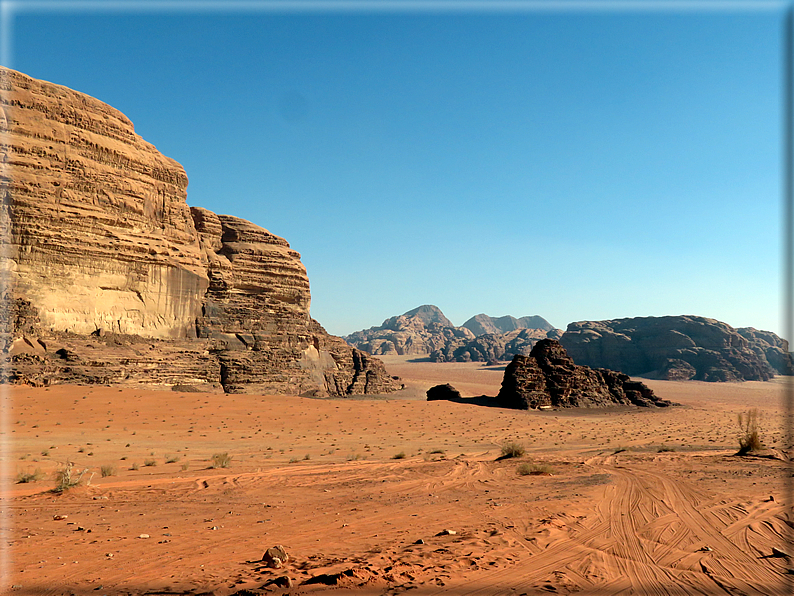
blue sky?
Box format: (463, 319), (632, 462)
(3, 1), (787, 338)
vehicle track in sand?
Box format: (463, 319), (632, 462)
(427, 456), (791, 596)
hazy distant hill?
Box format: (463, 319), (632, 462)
(462, 313), (555, 336)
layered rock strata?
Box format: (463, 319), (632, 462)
(1, 67), (399, 396)
(1, 67), (207, 339)
(560, 316), (793, 382)
(497, 339), (673, 409)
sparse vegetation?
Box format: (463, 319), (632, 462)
(130, 462), (139, 471)
(392, 451), (406, 460)
(737, 408), (763, 454)
(289, 457), (299, 463)
(613, 446), (628, 454)
(303, 454), (311, 461)
(100, 465), (117, 477)
(657, 446), (676, 453)
(143, 458), (157, 467)
(500, 442), (525, 459)
(53, 461), (88, 492)
(165, 454), (180, 464)
(429, 449), (445, 455)
(16, 468), (43, 483)
(181, 461), (190, 471)
(517, 463), (554, 476)
(211, 452), (232, 468)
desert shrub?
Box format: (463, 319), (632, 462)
(500, 442), (525, 458)
(657, 446), (675, 453)
(392, 451), (407, 460)
(303, 454), (311, 461)
(165, 454), (179, 464)
(143, 458), (157, 467)
(211, 452), (232, 468)
(16, 468), (43, 483)
(181, 461), (190, 471)
(53, 461), (88, 492)
(288, 457), (299, 463)
(130, 462), (139, 471)
(517, 463), (554, 476)
(429, 449), (445, 455)
(100, 465), (116, 477)
(738, 409), (763, 454)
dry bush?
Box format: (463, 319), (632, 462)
(517, 462), (554, 476)
(500, 442), (525, 458)
(143, 458), (157, 467)
(100, 465), (116, 477)
(392, 451), (406, 460)
(737, 409), (763, 454)
(211, 452), (232, 468)
(165, 454), (179, 464)
(53, 461), (88, 492)
(16, 468), (42, 483)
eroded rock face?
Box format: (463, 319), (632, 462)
(497, 339), (673, 409)
(1, 67), (207, 339)
(344, 305), (475, 356)
(1, 67), (399, 396)
(560, 316), (792, 382)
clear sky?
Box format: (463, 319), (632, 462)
(3, 1), (788, 339)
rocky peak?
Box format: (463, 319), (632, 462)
(462, 313), (554, 336)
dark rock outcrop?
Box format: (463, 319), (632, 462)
(560, 316), (792, 382)
(1, 67), (399, 396)
(462, 313), (555, 336)
(426, 383), (461, 401)
(344, 305), (475, 356)
(497, 339), (674, 409)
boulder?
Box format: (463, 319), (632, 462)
(427, 384), (461, 401)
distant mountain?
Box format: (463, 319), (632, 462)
(343, 305), (474, 356)
(560, 316), (794, 382)
(345, 305), (561, 360)
(462, 313), (555, 336)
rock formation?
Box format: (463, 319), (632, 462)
(560, 316), (793, 382)
(497, 339), (674, 409)
(462, 313), (555, 336)
(429, 327), (563, 363)
(426, 383), (461, 401)
(0, 67), (399, 396)
(343, 305), (475, 356)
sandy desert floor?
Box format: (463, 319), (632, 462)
(3, 356), (793, 595)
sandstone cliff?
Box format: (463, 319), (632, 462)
(496, 339), (674, 409)
(560, 316), (793, 382)
(1, 67), (399, 396)
(343, 305), (475, 356)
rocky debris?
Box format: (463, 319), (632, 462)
(344, 305), (475, 356)
(262, 545), (289, 568)
(426, 384), (461, 401)
(497, 339), (675, 409)
(462, 313), (555, 336)
(1, 67), (399, 397)
(560, 316), (792, 382)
